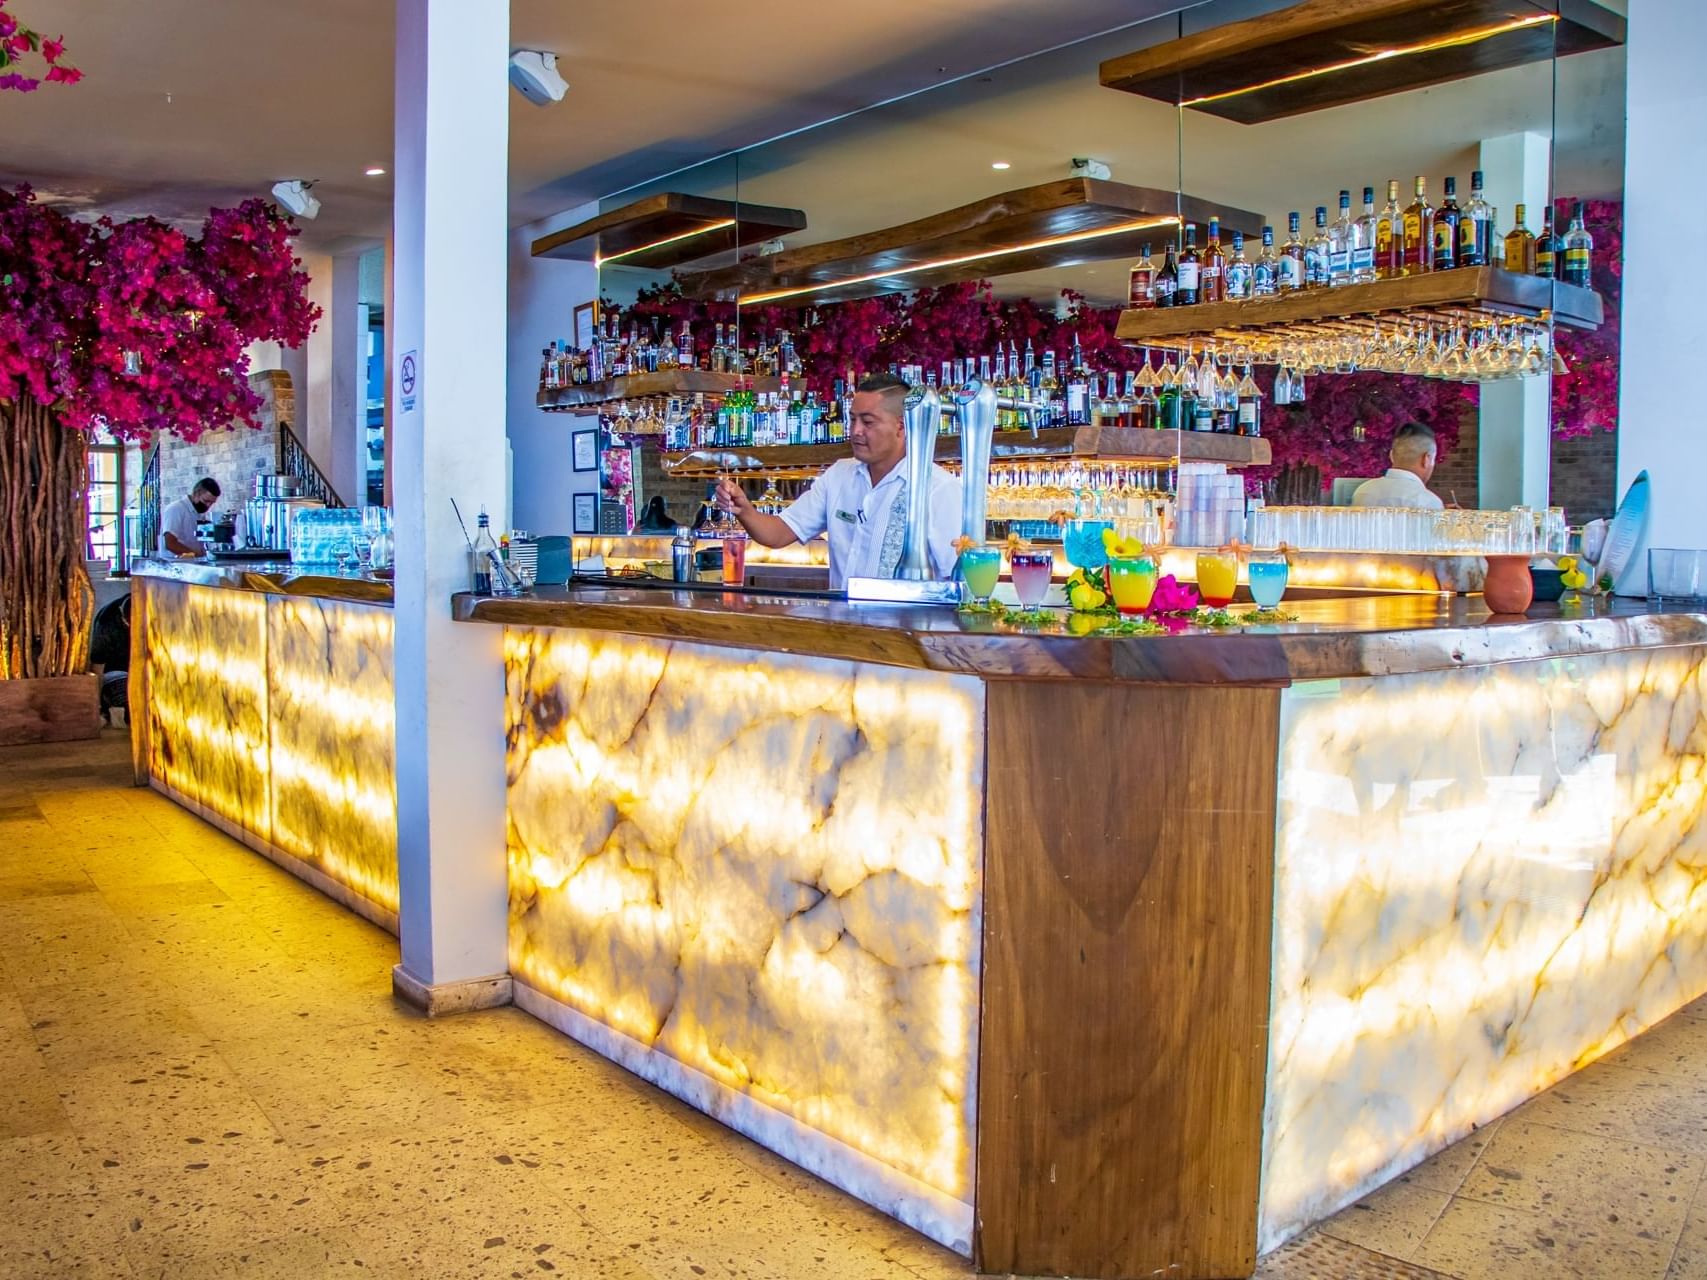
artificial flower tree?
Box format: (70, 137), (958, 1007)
(0, 186), (319, 679)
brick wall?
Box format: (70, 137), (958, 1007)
(1550, 428), (1618, 524)
(157, 370), (293, 514)
(1429, 402), (1480, 510)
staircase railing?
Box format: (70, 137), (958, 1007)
(277, 421), (345, 509)
(134, 441), (161, 568)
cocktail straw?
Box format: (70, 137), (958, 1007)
(449, 497), (476, 552)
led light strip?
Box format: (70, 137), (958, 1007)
(595, 218), (736, 267)
(1181, 12), (1559, 108)
(739, 215), (1182, 305)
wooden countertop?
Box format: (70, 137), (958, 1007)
(131, 558), (394, 607)
(453, 584), (1707, 684)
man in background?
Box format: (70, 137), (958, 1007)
(1352, 424), (1444, 510)
(159, 476), (221, 557)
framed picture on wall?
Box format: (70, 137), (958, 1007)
(572, 301), (596, 352)
(572, 492), (597, 534)
(571, 428), (599, 473)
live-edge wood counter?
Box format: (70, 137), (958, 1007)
(460, 584), (1707, 1279)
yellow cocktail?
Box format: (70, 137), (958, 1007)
(1196, 550), (1238, 607)
(1109, 556), (1159, 614)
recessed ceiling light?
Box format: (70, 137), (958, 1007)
(364, 167), (386, 177)
(991, 162), (1011, 170)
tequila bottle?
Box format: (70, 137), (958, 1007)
(1432, 177), (1461, 271)
(1304, 207), (1331, 289)
(1375, 180), (1403, 279)
(1279, 212), (1305, 292)
(1561, 203), (1594, 288)
(1458, 170), (1493, 268)
(1253, 225), (1278, 296)
(1402, 176), (1432, 276)
(1352, 186), (1378, 283)
(1504, 204), (1536, 275)
(1328, 191), (1354, 287)
(1226, 231), (1253, 301)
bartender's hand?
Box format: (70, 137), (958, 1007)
(714, 476), (753, 519)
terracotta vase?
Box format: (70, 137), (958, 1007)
(1483, 554), (1535, 615)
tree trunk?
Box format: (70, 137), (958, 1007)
(0, 396), (94, 679)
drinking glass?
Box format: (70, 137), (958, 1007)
(1196, 550), (1238, 607)
(1108, 555), (1159, 615)
(959, 547), (1002, 604)
(1064, 519), (1113, 571)
(1248, 551), (1289, 608)
(1010, 551), (1054, 608)
(721, 530), (749, 586)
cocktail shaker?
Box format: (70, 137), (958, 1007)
(671, 526), (695, 582)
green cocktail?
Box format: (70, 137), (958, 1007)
(959, 547), (1003, 603)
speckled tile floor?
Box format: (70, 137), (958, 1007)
(4, 731), (1707, 1279)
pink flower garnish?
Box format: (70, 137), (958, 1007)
(40, 35), (62, 63)
(1146, 575), (1201, 616)
(44, 63), (78, 84)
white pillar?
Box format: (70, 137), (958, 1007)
(328, 252), (366, 507)
(1477, 131), (1552, 511)
(1616, 0), (1706, 593)
(389, 0), (511, 1013)
(301, 252), (334, 472)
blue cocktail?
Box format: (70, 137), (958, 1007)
(1248, 553), (1290, 608)
(1063, 520), (1114, 571)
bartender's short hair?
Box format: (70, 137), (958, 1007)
(855, 374), (909, 420)
(193, 476), (221, 498)
(1390, 424), (1436, 465)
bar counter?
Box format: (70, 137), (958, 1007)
(129, 560), (1707, 1279)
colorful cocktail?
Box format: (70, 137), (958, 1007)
(1108, 556), (1160, 614)
(721, 531), (749, 586)
(1196, 550), (1238, 608)
(1248, 553), (1289, 608)
(1010, 551), (1054, 608)
(1063, 520), (1114, 571)
(959, 547), (1002, 604)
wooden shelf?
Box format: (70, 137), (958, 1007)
(676, 179), (1264, 304)
(1114, 267), (1603, 344)
(659, 424), (1269, 476)
(530, 193), (807, 270)
(537, 370), (780, 414)
(1100, 0), (1624, 125)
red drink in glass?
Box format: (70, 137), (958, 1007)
(722, 533), (748, 586)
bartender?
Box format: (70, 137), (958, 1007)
(159, 476), (222, 557)
(714, 374), (961, 589)
(1351, 424), (1444, 510)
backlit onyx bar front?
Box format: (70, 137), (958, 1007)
(130, 555), (1707, 1278)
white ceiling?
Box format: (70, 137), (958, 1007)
(0, 0), (1186, 252)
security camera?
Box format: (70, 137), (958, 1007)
(509, 50), (568, 106)
(1068, 157), (1112, 181)
(271, 179), (320, 220)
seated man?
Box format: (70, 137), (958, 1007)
(1352, 424), (1444, 510)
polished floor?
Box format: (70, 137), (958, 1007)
(3, 731), (1706, 1279)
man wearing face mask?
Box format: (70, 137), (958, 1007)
(714, 374), (960, 590)
(159, 477), (222, 557)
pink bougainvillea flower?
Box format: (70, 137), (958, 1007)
(0, 12), (16, 39)
(40, 34), (63, 62)
(0, 71), (37, 91)
(1146, 575), (1201, 617)
(44, 63), (79, 84)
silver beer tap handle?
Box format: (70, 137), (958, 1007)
(896, 387), (941, 581)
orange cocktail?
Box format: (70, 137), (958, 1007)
(1108, 556), (1159, 614)
(1196, 550), (1238, 607)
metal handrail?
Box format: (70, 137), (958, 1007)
(135, 441), (161, 568)
(277, 420), (345, 509)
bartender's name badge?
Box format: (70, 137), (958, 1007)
(834, 509), (858, 525)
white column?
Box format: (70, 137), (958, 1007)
(328, 252), (366, 507)
(389, 0), (511, 1013)
(1616, 0), (1706, 593)
(1477, 131), (1552, 511)
(301, 252), (334, 469)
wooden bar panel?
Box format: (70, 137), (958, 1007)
(976, 681), (1280, 1279)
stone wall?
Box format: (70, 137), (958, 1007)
(157, 370), (294, 512)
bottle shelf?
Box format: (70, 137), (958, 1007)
(1114, 266), (1603, 346)
(537, 370), (782, 414)
(659, 424), (1269, 477)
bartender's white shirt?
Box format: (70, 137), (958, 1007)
(779, 457), (962, 589)
(1350, 468), (1444, 510)
(159, 496), (205, 554)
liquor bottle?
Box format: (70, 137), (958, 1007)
(1561, 203), (1594, 288)
(1128, 243), (1156, 307)
(1154, 239), (1180, 307)
(1279, 212), (1305, 292)
(1375, 180), (1403, 279)
(710, 323), (727, 374)
(676, 321), (694, 369)
(1093, 372), (1118, 426)
(1304, 207), (1330, 289)
(1353, 186), (1378, 283)
(1201, 218), (1226, 304)
(1226, 231), (1253, 300)
(1459, 170), (1493, 267)
(1118, 370), (1137, 429)
(1402, 176), (1433, 276)
(1065, 336), (1091, 426)
(1535, 207), (1558, 279)
(1328, 191), (1354, 286)
(1236, 366), (1262, 438)
(1432, 177), (1461, 271)
(1253, 225), (1278, 296)
(1023, 337), (1038, 391)
(1040, 347), (1061, 425)
(1504, 204), (1537, 274)
(470, 509), (497, 594)
(1176, 223), (1201, 306)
